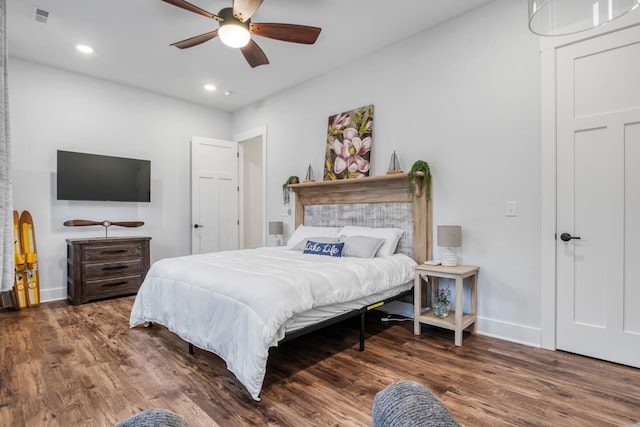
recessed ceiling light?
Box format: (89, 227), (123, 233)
(76, 44), (93, 54)
(224, 90), (232, 96)
(204, 84), (216, 92)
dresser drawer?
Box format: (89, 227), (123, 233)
(82, 242), (144, 262)
(83, 275), (143, 299)
(83, 259), (144, 279)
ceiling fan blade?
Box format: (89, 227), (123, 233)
(161, 0), (219, 20)
(232, 0), (263, 22)
(171, 30), (219, 49)
(250, 23), (321, 44)
(240, 39), (269, 68)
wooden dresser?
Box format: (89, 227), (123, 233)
(66, 236), (151, 305)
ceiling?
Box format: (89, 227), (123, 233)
(7, 0), (494, 112)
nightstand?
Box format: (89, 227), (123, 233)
(413, 264), (479, 346)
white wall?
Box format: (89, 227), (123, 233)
(232, 0), (543, 345)
(9, 58), (231, 302)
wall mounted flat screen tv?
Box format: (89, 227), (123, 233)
(57, 150), (151, 202)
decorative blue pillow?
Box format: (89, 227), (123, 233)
(303, 240), (344, 257)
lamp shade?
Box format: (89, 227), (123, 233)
(437, 225), (462, 248)
(528, 0), (640, 36)
(217, 7), (251, 48)
(269, 221), (284, 235)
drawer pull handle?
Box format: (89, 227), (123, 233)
(101, 281), (128, 288)
(101, 249), (128, 254)
(102, 265), (128, 271)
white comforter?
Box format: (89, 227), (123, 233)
(129, 246), (416, 400)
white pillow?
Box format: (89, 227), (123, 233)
(286, 225), (341, 248)
(338, 226), (403, 257)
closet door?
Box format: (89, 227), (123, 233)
(191, 137), (239, 254)
(556, 25), (640, 367)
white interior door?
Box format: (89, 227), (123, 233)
(191, 136), (239, 254)
(556, 25), (640, 367)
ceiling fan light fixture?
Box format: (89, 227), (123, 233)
(528, 0), (640, 36)
(219, 24), (251, 47)
(218, 7), (251, 48)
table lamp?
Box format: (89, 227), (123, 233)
(268, 221), (284, 246)
(438, 225), (462, 267)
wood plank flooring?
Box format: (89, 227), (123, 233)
(1, 296), (639, 426)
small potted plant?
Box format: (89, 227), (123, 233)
(407, 160), (431, 200)
(433, 286), (451, 318)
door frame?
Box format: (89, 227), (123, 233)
(539, 15), (640, 350)
(233, 126), (268, 248)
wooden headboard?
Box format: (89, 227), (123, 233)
(289, 173), (432, 263)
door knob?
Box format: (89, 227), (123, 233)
(560, 232), (581, 242)
(193, 224), (204, 229)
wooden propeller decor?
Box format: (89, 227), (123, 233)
(64, 220), (144, 228)
(161, 0), (321, 68)
(64, 219), (144, 237)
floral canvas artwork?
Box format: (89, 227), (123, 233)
(324, 104), (373, 180)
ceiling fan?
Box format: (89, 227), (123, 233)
(162, 0), (322, 68)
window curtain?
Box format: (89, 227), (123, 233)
(0, 0), (14, 307)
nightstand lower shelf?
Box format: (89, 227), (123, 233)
(417, 309), (477, 332)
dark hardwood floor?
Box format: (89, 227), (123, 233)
(1, 296), (638, 426)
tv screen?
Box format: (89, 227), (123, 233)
(57, 150), (151, 202)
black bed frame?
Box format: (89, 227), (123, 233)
(279, 288), (413, 351)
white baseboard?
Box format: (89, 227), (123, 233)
(476, 316), (541, 348)
(40, 287), (67, 303)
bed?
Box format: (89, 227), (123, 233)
(129, 173), (431, 401)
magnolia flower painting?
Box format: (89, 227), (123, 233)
(324, 104), (374, 181)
